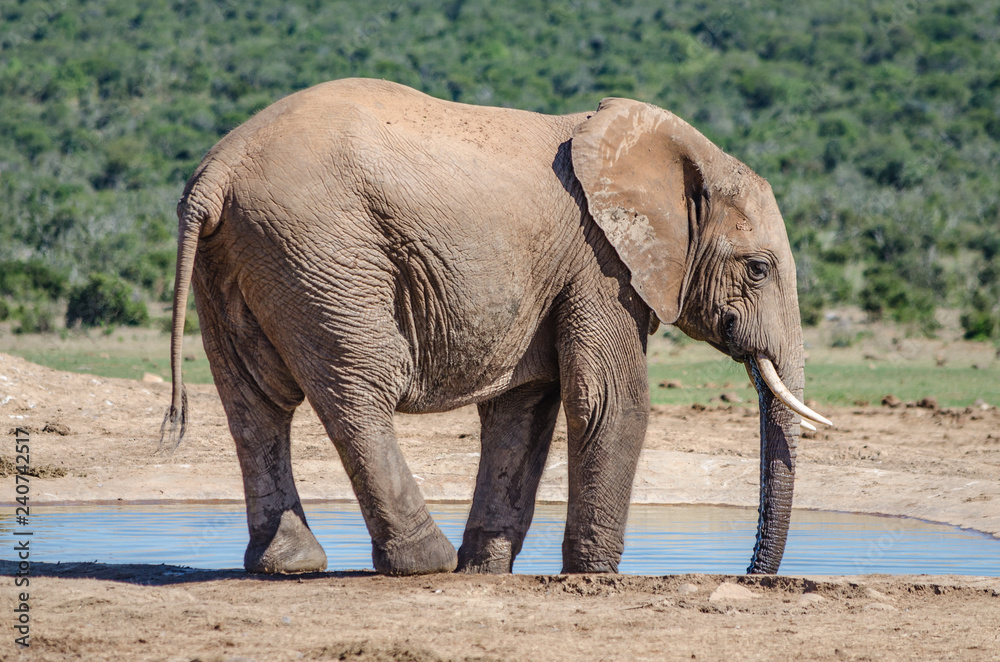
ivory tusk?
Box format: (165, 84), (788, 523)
(754, 355), (833, 427)
(800, 419), (817, 431)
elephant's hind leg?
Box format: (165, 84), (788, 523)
(300, 372), (458, 576)
(197, 286), (327, 574)
(457, 382), (561, 573)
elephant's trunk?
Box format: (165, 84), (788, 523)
(746, 349), (805, 574)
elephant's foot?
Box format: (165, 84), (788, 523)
(560, 558), (618, 573)
(561, 540), (621, 574)
(372, 520), (457, 576)
(244, 510), (328, 574)
(456, 531), (516, 574)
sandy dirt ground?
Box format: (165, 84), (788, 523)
(1, 350), (999, 660)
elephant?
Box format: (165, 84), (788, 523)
(162, 77), (831, 577)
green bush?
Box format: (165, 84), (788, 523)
(860, 264), (938, 332)
(961, 290), (1000, 341)
(14, 303), (57, 334)
(65, 273), (148, 328)
(0, 260), (68, 301)
(159, 307), (201, 335)
(961, 309), (998, 341)
(798, 289), (824, 327)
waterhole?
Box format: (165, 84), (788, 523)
(8, 503), (999, 575)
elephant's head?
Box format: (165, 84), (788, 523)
(572, 98), (832, 574)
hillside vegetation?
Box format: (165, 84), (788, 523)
(1, 0), (998, 339)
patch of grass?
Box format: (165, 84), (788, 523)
(799, 363), (999, 409)
(648, 360), (754, 407)
(0, 328), (213, 384)
(649, 356), (999, 409)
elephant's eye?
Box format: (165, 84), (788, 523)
(747, 259), (770, 282)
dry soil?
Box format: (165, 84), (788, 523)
(1, 351), (998, 661)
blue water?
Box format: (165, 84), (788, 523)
(4, 502), (998, 575)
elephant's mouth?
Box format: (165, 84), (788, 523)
(717, 310), (750, 364)
(715, 313), (832, 429)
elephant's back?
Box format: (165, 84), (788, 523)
(201, 78), (586, 175)
(202, 78), (589, 251)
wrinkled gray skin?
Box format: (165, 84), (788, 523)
(164, 78), (806, 576)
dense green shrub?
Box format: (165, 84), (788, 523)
(14, 303), (57, 335)
(65, 273), (148, 328)
(860, 264), (938, 332)
(961, 308), (998, 341)
(0, 260), (68, 301)
(159, 305), (201, 335)
(0, 0), (999, 332)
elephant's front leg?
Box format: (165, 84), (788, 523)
(557, 303), (650, 573)
(457, 382), (561, 573)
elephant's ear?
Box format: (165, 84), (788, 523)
(572, 98), (713, 325)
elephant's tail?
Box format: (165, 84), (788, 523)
(159, 175), (224, 452)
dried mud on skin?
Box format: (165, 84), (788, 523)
(1, 351), (999, 660)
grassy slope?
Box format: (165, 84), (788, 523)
(3, 319), (996, 408)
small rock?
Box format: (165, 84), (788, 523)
(708, 582), (757, 602)
(864, 602), (897, 612)
(677, 583), (700, 595)
(798, 593), (825, 606)
(42, 423), (71, 436)
(916, 397), (938, 410)
(881, 394), (902, 408)
(974, 398), (993, 411)
(719, 392), (742, 404)
(142, 372), (165, 383)
(658, 379), (683, 389)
